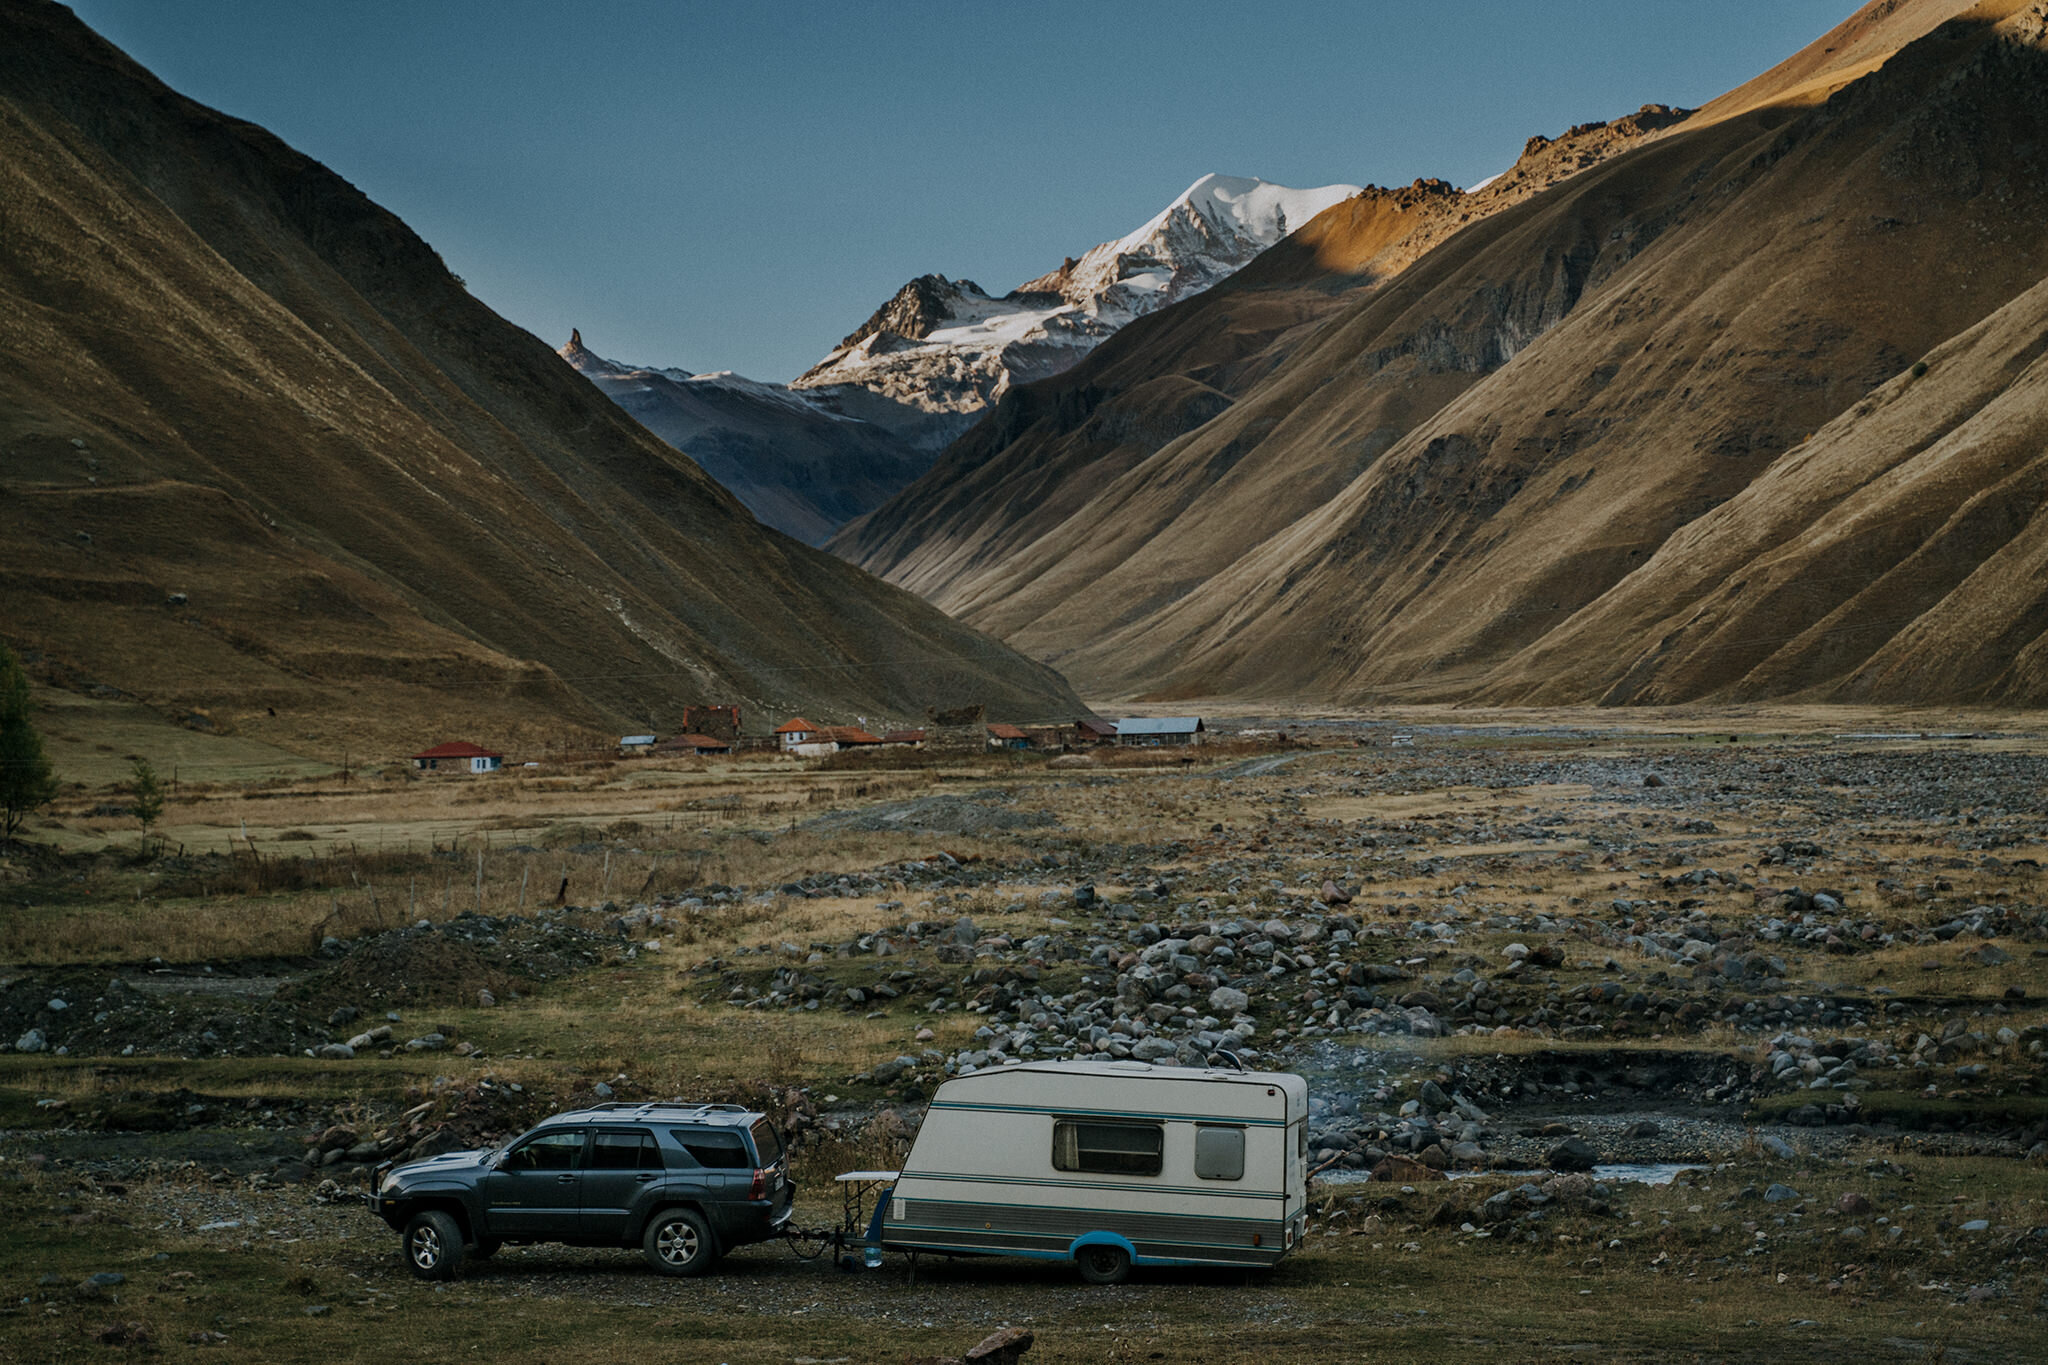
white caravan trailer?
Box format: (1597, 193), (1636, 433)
(862, 1059), (1308, 1284)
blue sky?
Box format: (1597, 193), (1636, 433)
(70, 0), (1854, 382)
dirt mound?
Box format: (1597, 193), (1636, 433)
(294, 935), (513, 1013)
(286, 913), (620, 1012)
(0, 972), (330, 1059)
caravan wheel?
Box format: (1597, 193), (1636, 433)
(1074, 1244), (1131, 1286)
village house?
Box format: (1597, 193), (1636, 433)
(681, 704), (741, 742)
(618, 733), (656, 756)
(409, 740), (503, 773)
(987, 722), (1031, 750)
(1114, 716), (1206, 747)
(653, 732), (732, 756)
(925, 703), (987, 753)
(774, 717), (818, 751)
(880, 728), (927, 747)
(1076, 717), (1118, 745)
(790, 725), (883, 758)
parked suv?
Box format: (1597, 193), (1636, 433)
(368, 1102), (793, 1279)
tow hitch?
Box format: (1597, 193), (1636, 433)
(782, 1169), (898, 1270)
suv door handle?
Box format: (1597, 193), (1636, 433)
(634, 1174), (657, 1183)
(556, 1173), (577, 1183)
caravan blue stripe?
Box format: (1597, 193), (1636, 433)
(930, 1100), (1288, 1126)
(884, 1237), (1242, 1269)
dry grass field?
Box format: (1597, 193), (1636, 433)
(2, 706), (2045, 1363)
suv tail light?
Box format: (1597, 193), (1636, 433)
(749, 1168), (767, 1200)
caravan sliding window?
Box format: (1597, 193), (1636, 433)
(1193, 1124), (1245, 1180)
(1051, 1119), (1163, 1176)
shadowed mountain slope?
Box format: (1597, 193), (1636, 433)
(558, 332), (939, 546)
(835, 0), (2048, 708)
(0, 0), (1081, 756)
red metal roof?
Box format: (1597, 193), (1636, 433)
(410, 740), (502, 760)
(881, 729), (927, 744)
(674, 733), (730, 749)
(774, 717), (817, 734)
(814, 726), (883, 745)
(987, 723), (1027, 740)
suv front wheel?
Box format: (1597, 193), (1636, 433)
(643, 1209), (717, 1276)
(403, 1210), (465, 1281)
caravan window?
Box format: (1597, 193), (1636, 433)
(1051, 1119), (1163, 1176)
(1193, 1125), (1245, 1180)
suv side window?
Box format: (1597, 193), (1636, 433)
(671, 1128), (750, 1169)
(504, 1130), (585, 1171)
(592, 1129), (662, 1171)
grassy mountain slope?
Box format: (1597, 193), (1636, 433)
(0, 0), (1081, 757)
(834, 0), (2048, 709)
(830, 107), (1708, 622)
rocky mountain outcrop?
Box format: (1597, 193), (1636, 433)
(0, 0), (1083, 754)
(834, 0), (2048, 709)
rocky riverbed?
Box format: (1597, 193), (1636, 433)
(5, 730), (2045, 1185)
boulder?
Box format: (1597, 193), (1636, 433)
(1208, 986), (1250, 1015)
(966, 1327), (1035, 1364)
(1545, 1137), (1597, 1172)
(872, 1056), (917, 1084)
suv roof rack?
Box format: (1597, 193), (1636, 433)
(580, 1101), (756, 1119)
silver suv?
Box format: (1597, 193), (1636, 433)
(368, 1102), (793, 1278)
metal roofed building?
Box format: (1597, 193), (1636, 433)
(1114, 716), (1206, 746)
(409, 740), (504, 773)
(1075, 717), (1118, 745)
(986, 722), (1030, 750)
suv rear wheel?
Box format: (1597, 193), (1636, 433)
(643, 1209), (717, 1276)
(403, 1211), (465, 1281)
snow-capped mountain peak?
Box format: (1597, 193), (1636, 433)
(1117, 173), (1359, 268)
(794, 174), (1361, 414)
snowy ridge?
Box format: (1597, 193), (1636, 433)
(1063, 174), (1362, 318)
(794, 173), (1361, 414)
